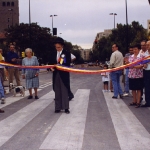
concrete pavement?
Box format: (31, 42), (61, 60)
(0, 73), (150, 150)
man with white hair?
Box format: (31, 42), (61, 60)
(141, 40), (150, 107)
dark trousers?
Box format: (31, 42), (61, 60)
(54, 72), (69, 110)
(144, 70), (150, 106)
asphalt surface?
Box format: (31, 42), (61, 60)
(0, 71), (150, 150)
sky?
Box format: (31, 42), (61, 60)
(19, 0), (150, 49)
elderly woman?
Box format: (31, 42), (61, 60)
(128, 44), (144, 108)
(22, 48), (39, 99)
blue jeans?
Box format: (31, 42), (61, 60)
(111, 70), (123, 97)
(0, 80), (4, 98)
(124, 69), (129, 93)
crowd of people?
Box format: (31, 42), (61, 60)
(0, 45), (40, 113)
(0, 38), (150, 113)
(101, 40), (150, 108)
(0, 37), (75, 114)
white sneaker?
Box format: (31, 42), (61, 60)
(123, 93), (129, 96)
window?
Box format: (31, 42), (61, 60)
(2, 2), (6, 6)
(11, 2), (14, 6)
(7, 2), (10, 6)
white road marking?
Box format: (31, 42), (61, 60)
(0, 89), (41, 109)
(103, 91), (150, 150)
(39, 82), (52, 89)
(40, 89), (90, 150)
(0, 91), (55, 147)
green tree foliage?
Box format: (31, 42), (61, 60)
(92, 21), (148, 62)
(4, 23), (83, 64)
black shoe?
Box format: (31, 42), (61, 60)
(0, 109), (4, 113)
(69, 95), (74, 101)
(69, 92), (74, 101)
(119, 95), (123, 99)
(112, 96), (117, 99)
(35, 96), (39, 99)
(65, 109), (70, 114)
(141, 104), (150, 107)
(55, 110), (61, 113)
(28, 95), (33, 99)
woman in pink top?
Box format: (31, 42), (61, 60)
(128, 44), (144, 108)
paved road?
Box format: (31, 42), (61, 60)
(0, 72), (150, 150)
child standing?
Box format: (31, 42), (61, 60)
(101, 65), (110, 92)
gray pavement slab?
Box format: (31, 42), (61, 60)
(0, 73), (150, 150)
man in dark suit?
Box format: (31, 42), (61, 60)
(50, 37), (71, 114)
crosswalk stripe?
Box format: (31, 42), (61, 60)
(39, 89), (90, 150)
(0, 89), (41, 109)
(103, 91), (150, 150)
(39, 82), (52, 89)
(0, 91), (55, 147)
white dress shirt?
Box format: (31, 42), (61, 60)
(144, 51), (150, 70)
(57, 50), (63, 62)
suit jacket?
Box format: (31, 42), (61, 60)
(50, 49), (71, 90)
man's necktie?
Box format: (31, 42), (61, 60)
(57, 52), (60, 63)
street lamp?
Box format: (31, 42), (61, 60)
(125, 0), (128, 53)
(50, 15), (57, 35)
(109, 13), (117, 29)
(59, 33), (62, 37)
(29, 0), (31, 47)
(8, 8), (13, 26)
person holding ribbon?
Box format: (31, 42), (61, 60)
(128, 44), (144, 108)
(141, 40), (150, 107)
(6, 45), (21, 87)
(22, 48), (39, 99)
(50, 37), (71, 114)
(109, 44), (123, 99)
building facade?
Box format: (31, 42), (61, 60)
(96, 29), (112, 41)
(80, 49), (91, 61)
(0, 0), (19, 32)
(148, 20), (150, 33)
(92, 29), (112, 51)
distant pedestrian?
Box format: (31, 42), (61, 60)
(22, 48), (39, 99)
(110, 44), (123, 99)
(101, 64), (110, 92)
(6, 45), (21, 87)
(128, 44), (144, 108)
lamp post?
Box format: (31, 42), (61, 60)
(8, 8), (13, 26)
(29, 0), (31, 47)
(109, 13), (117, 29)
(29, 0), (31, 25)
(50, 15), (57, 35)
(59, 33), (62, 37)
(125, 0), (129, 52)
